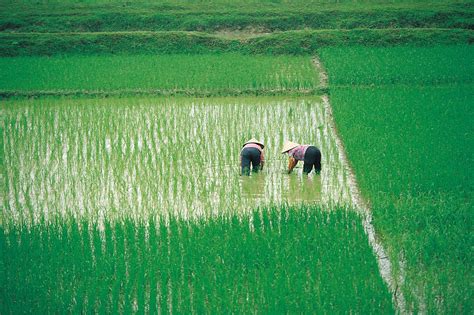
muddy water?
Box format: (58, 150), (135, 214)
(2, 96), (348, 226)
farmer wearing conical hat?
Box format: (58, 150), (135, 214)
(241, 138), (265, 176)
(281, 141), (321, 175)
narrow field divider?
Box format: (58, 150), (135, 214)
(1, 29), (472, 57)
(0, 88), (326, 99)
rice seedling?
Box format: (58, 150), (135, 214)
(0, 54), (319, 96)
(319, 45), (473, 312)
(1, 94), (373, 312)
(2, 96), (356, 227)
(319, 45), (474, 86)
(0, 206), (394, 313)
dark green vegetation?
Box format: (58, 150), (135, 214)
(1, 206), (394, 314)
(1, 1), (472, 33)
(320, 45), (473, 313)
(2, 29), (473, 57)
(0, 54), (319, 97)
(1, 1), (473, 57)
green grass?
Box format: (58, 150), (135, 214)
(1, 29), (473, 58)
(1, 206), (394, 313)
(0, 1), (471, 33)
(319, 45), (473, 312)
(0, 54), (319, 95)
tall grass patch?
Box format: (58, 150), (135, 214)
(1, 1), (471, 33)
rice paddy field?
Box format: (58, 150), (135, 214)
(1, 207), (394, 313)
(3, 96), (331, 226)
(2, 94), (373, 312)
(1, 1), (473, 313)
(0, 54), (319, 96)
(320, 45), (474, 313)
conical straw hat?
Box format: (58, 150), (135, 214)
(243, 138), (264, 148)
(281, 141), (299, 153)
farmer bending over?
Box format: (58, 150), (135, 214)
(240, 138), (264, 176)
(281, 141), (321, 175)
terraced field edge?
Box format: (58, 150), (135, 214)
(0, 88), (328, 99)
(1, 29), (473, 57)
(1, 1), (472, 32)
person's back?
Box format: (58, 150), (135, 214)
(282, 141), (321, 174)
(240, 139), (264, 176)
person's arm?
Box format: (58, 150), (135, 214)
(287, 156), (297, 174)
(260, 150), (265, 170)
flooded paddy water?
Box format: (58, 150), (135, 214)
(2, 96), (353, 226)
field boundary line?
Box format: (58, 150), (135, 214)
(2, 28), (472, 58)
(313, 55), (407, 313)
(0, 87), (328, 99)
(0, 27), (467, 36)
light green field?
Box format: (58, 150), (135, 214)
(2, 96), (332, 226)
(320, 45), (473, 312)
(0, 54), (319, 96)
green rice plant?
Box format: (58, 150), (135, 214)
(0, 54), (319, 96)
(0, 205), (398, 313)
(319, 45), (473, 312)
(319, 45), (474, 86)
(2, 96), (331, 226)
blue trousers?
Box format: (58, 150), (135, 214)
(241, 147), (262, 176)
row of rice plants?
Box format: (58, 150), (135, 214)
(3, 96), (348, 227)
(319, 45), (474, 86)
(1, 205), (394, 313)
(319, 45), (473, 312)
(0, 54), (319, 95)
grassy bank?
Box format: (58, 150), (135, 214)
(319, 45), (473, 312)
(0, 54), (318, 97)
(1, 1), (472, 33)
(1, 29), (473, 57)
(1, 206), (394, 313)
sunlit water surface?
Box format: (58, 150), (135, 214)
(3, 96), (352, 225)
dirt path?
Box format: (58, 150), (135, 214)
(312, 56), (407, 313)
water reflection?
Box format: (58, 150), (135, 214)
(283, 170), (322, 204)
(239, 168), (321, 205)
(239, 172), (265, 199)
(3, 96), (349, 225)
